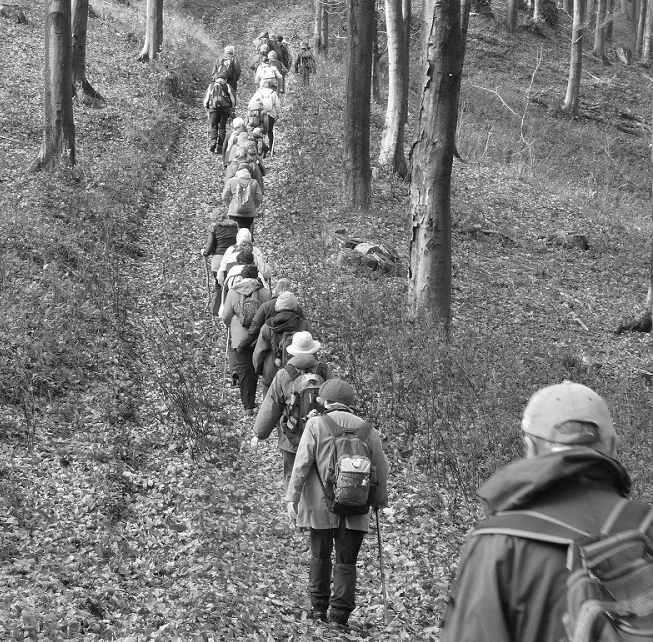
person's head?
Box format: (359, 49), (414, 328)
(318, 379), (355, 408)
(251, 127), (263, 139)
(275, 291), (298, 312)
(215, 77), (227, 87)
(259, 44), (269, 54)
(232, 117), (245, 132)
(224, 45), (235, 55)
(236, 162), (251, 176)
(259, 31), (269, 39)
(268, 50), (277, 60)
(521, 381), (617, 458)
(240, 264), (259, 280)
(237, 131), (250, 145)
(286, 331), (321, 357)
(236, 228), (252, 244)
(245, 143), (258, 158)
(277, 35), (284, 42)
(273, 278), (291, 296)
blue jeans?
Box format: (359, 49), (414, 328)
(309, 523), (365, 622)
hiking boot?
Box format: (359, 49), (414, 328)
(208, 140), (217, 153)
(309, 609), (327, 622)
(216, 146), (223, 154)
(243, 408), (255, 417)
(328, 613), (349, 631)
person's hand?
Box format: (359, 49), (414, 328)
(200, 249), (207, 256)
(287, 502), (298, 525)
(250, 436), (259, 453)
(274, 357), (281, 367)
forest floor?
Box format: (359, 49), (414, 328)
(1, 0), (652, 640)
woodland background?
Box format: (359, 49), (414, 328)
(0, 0), (652, 639)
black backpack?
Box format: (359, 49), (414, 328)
(213, 56), (234, 81)
(209, 81), (232, 109)
(237, 291), (260, 328)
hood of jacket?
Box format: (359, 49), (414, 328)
(232, 278), (263, 296)
(287, 353), (319, 371)
(478, 447), (631, 516)
(235, 169), (251, 179)
(268, 310), (303, 332)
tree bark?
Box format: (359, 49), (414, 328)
(313, 0), (323, 52)
(31, 0), (75, 172)
(563, 0), (572, 15)
(533, 0), (543, 21)
(344, 0), (374, 209)
(641, 0), (653, 61)
(605, 0), (614, 41)
(562, 0), (585, 115)
(506, 0), (519, 32)
(635, 0), (647, 53)
(408, 0), (468, 327)
(137, 0), (163, 62)
(321, 0), (329, 55)
(71, 0), (103, 102)
(372, 9), (382, 103)
(379, 0), (410, 176)
(593, 0), (607, 58)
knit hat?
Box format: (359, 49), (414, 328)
(318, 379), (355, 407)
(268, 51), (277, 59)
(286, 331), (321, 355)
(275, 292), (298, 311)
(521, 381), (616, 454)
(236, 228), (252, 244)
(224, 45), (235, 54)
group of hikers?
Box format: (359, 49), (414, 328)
(199, 32), (653, 640)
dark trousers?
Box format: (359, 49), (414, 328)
(309, 523), (365, 622)
(268, 116), (276, 153)
(228, 216), (254, 241)
(233, 345), (257, 410)
(282, 449), (295, 492)
(208, 108), (230, 148)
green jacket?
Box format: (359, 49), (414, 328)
(441, 448), (638, 642)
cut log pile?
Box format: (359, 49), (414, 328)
(333, 229), (404, 276)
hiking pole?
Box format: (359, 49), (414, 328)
(220, 327), (230, 404)
(203, 255), (211, 312)
(375, 507), (390, 626)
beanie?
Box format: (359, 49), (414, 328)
(275, 292), (298, 311)
(318, 379), (355, 406)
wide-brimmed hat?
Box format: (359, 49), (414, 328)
(521, 381), (616, 454)
(286, 331), (320, 355)
(319, 379), (355, 406)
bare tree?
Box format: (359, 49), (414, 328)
(641, 0), (653, 62)
(506, 0), (519, 32)
(314, 0), (323, 52)
(137, 0), (163, 62)
(72, 0), (103, 102)
(372, 8), (382, 103)
(592, 0), (608, 60)
(321, 0), (329, 55)
(379, 0), (410, 177)
(408, 0), (470, 326)
(635, 0), (647, 54)
(31, 0), (75, 172)
(344, 0), (375, 208)
(562, 0), (585, 115)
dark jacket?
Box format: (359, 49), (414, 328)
(203, 219), (238, 257)
(441, 448), (643, 642)
(219, 278), (271, 346)
(236, 297), (306, 351)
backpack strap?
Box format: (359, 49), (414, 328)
(284, 364), (299, 380)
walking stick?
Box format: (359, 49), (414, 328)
(220, 327), (230, 404)
(375, 507), (390, 625)
(203, 256), (211, 312)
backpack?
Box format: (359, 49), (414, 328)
(257, 90), (277, 115)
(214, 56), (233, 80)
(248, 108), (265, 130)
(318, 413), (377, 516)
(298, 51), (316, 74)
(233, 180), (253, 213)
(472, 498), (653, 642)
(237, 291), (260, 328)
(209, 81), (232, 109)
(281, 364), (326, 447)
(259, 65), (278, 85)
(270, 329), (297, 366)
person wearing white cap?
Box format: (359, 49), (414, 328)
(441, 381), (653, 642)
(251, 331), (333, 490)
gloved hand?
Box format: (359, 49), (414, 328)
(250, 436), (259, 453)
(287, 502), (298, 525)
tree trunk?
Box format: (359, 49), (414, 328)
(593, 0), (606, 58)
(506, 0), (519, 32)
(562, 0), (585, 115)
(379, 0), (409, 176)
(344, 0), (374, 209)
(71, 0), (102, 102)
(31, 0), (75, 172)
(605, 0), (614, 41)
(636, 0), (647, 53)
(533, 0), (543, 21)
(563, 0), (573, 14)
(408, 0), (468, 327)
(313, 0), (323, 52)
(372, 9), (382, 103)
(137, 0), (163, 62)
(321, 0), (329, 55)
(642, 0), (653, 62)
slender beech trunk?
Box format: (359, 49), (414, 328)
(31, 0), (75, 172)
(506, 0), (519, 32)
(372, 10), (382, 103)
(563, 0), (573, 14)
(642, 0), (653, 62)
(137, 0), (163, 62)
(321, 0), (329, 55)
(593, 0), (607, 58)
(71, 0), (102, 101)
(606, 0), (614, 40)
(533, 0), (543, 21)
(379, 0), (409, 176)
(563, 0), (585, 115)
(408, 0), (468, 326)
(636, 0), (647, 53)
(313, 0), (323, 52)
(344, 0), (375, 209)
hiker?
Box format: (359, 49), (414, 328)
(251, 331), (333, 490)
(276, 35), (292, 71)
(200, 211), (238, 290)
(249, 45), (269, 78)
(267, 33), (283, 59)
(250, 86), (280, 155)
(222, 163), (263, 233)
(211, 45), (242, 95)
(217, 228), (270, 288)
(440, 381), (653, 642)
(250, 127), (269, 158)
(285, 379), (389, 629)
(294, 42), (316, 86)
(224, 145), (265, 195)
(203, 77), (235, 154)
(252, 31), (270, 51)
(223, 117), (246, 163)
(254, 57), (283, 91)
(220, 264), (271, 416)
(266, 51), (289, 94)
(245, 97), (269, 138)
(253, 291), (312, 396)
